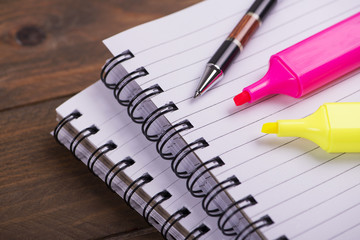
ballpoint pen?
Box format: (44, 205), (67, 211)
(194, 0), (277, 98)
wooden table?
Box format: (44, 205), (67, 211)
(0, 0), (200, 239)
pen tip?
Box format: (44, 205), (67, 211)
(233, 91), (251, 106)
(194, 91), (201, 98)
(262, 122), (278, 134)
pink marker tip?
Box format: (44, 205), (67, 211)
(234, 91), (251, 106)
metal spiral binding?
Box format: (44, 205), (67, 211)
(99, 51), (278, 239)
(275, 236), (289, 240)
(171, 138), (209, 179)
(113, 67), (149, 106)
(218, 195), (257, 236)
(100, 50), (134, 89)
(54, 110), (82, 144)
(235, 215), (274, 240)
(104, 157), (135, 192)
(184, 224), (210, 240)
(123, 173), (153, 209)
(69, 125), (99, 158)
(142, 190), (172, 223)
(202, 176), (241, 217)
(156, 120), (193, 160)
(186, 156), (225, 198)
(141, 102), (178, 141)
(87, 141), (117, 175)
(127, 84), (164, 123)
(160, 207), (191, 239)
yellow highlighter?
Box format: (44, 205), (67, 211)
(262, 102), (360, 153)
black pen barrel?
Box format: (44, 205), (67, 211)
(248, 0), (277, 21)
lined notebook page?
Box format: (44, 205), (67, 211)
(55, 81), (232, 240)
(104, 0), (360, 239)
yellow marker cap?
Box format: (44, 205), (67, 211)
(262, 102), (360, 153)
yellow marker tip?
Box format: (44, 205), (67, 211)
(262, 122), (278, 134)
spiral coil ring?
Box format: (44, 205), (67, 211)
(70, 125), (99, 158)
(127, 84), (163, 123)
(186, 156), (224, 198)
(156, 120), (193, 160)
(202, 176), (241, 217)
(98, 50), (278, 239)
(275, 236), (289, 240)
(123, 173), (153, 209)
(113, 67), (149, 106)
(160, 207), (191, 239)
(184, 224), (210, 240)
(171, 138), (209, 179)
(54, 110), (82, 144)
(87, 141), (117, 175)
(141, 102), (178, 141)
(218, 195), (257, 236)
(235, 215), (274, 240)
(100, 50), (134, 89)
(104, 157), (135, 192)
(142, 190), (172, 223)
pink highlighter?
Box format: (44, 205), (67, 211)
(233, 12), (360, 106)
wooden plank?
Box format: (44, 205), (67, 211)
(1, 0), (205, 238)
(0, 0), (201, 111)
(0, 97), (162, 239)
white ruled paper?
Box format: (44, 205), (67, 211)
(103, 0), (360, 239)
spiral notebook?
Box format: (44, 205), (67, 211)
(54, 0), (360, 239)
(54, 81), (232, 239)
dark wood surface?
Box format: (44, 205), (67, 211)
(0, 0), (200, 239)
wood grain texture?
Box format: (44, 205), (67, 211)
(0, 98), (156, 239)
(0, 0), (201, 239)
(0, 0), (201, 111)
